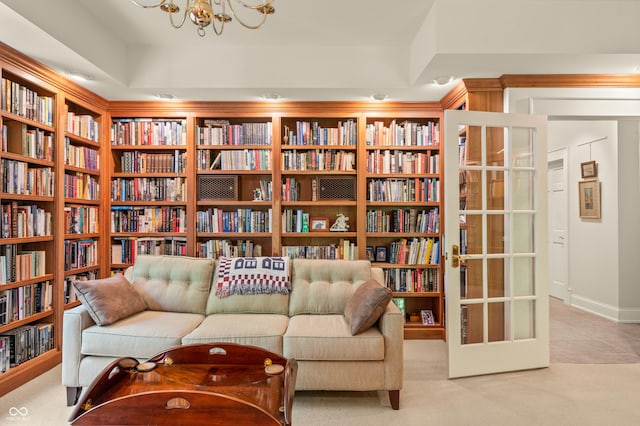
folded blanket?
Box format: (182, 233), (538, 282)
(215, 256), (290, 298)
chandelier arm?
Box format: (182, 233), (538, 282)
(235, 0), (274, 11)
(168, 2), (189, 28)
(211, 17), (225, 35)
(225, 0), (269, 29)
(130, 0), (168, 8)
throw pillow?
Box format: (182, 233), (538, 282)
(73, 274), (147, 326)
(215, 256), (290, 298)
(344, 279), (393, 335)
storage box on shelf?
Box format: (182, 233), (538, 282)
(109, 118), (189, 270)
(0, 69), (57, 388)
(280, 117), (358, 260)
(363, 117), (444, 339)
(195, 117), (274, 259)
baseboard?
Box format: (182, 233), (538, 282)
(569, 294), (640, 323)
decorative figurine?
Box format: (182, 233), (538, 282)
(330, 213), (349, 232)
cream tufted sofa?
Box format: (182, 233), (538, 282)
(62, 255), (404, 409)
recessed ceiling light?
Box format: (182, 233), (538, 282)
(67, 71), (94, 82)
(370, 93), (388, 101)
(157, 93), (176, 101)
(263, 93), (281, 101)
(432, 76), (455, 86)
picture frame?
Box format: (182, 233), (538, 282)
(578, 179), (601, 219)
(375, 246), (387, 262)
(580, 160), (597, 179)
(421, 309), (435, 326)
(310, 217), (329, 232)
(365, 246), (374, 262)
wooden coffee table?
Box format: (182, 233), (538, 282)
(69, 343), (297, 426)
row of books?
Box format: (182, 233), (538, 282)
(197, 239), (263, 259)
(111, 237), (188, 265)
(197, 120), (272, 146)
(281, 149), (355, 171)
(63, 271), (98, 304)
(63, 172), (99, 200)
(64, 206), (99, 234)
(367, 177), (440, 202)
(111, 206), (187, 233)
(385, 237), (440, 265)
(384, 268), (440, 293)
(213, 149), (271, 170)
(365, 207), (439, 234)
(281, 240), (358, 260)
(281, 177), (301, 202)
(2, 121), (54, 161)
(135, 236), (188, 256)
(0, 282), (52, 324)
(64, 138), (99, 170)
(111, 177), (186, 202)
(284, 119), (357, 146)
(2, 202), (53, 238)
(365, 120), (440, 147)
(0, 77), (54, 126)
(119, 150), (186, 174)
(111, 119), (187, 146)
(366, 150), (440, 174)
(66, 111), (99, 142)
(196, 208), (272, 233)
(1, 250), (46, 284)
(0, 323), (54, 370)
(64, 239), (98, 270)
(0, 159), (55, 196)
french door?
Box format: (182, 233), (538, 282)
(444, 110), (549, 378)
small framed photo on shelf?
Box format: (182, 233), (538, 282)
(365, 246), (375, 262)
(580, 160), (597, 179)
(578, 179), (601, 219)
(310, 217), (329, 232)
(375, 246), (387, 262)
(421, 309), (435, 326)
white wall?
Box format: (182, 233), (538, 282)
(505, 87), (639, 322)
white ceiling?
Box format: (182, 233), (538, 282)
(1, 0), (640, 103)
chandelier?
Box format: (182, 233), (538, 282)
(131, 0), (275, 37)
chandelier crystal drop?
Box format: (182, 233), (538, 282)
(131, 0), (275, 37)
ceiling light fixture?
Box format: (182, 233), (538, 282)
(432, 75), (455, 86)
(130, 0), (275, 37)
(370, 93), (388, 101)
(67, 71), (94, 82)
(263, 93), (281, 101)
(157, 93), (176, 100)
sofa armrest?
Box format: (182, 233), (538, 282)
(62, 304), (96, 387)
(378, 300), (404, 390)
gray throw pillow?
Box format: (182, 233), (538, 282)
(73, 274), (147, 326)
(344, 279), (393, 335)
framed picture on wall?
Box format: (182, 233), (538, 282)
(578, 179), (601, 219)
(580, 160), (597, 179)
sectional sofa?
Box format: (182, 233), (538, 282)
(62, 255), (404, 409)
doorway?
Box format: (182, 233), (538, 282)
(547, 149), (569, 302)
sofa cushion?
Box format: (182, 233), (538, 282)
(344, 279), (393, 335)
(81, 310), (204, 359)
(182, 314), (289, 355)
(288, 259), (373, 315)
(283, 315), (384, 361)
(72, 274), (147, 326)
(130, 255), (214, 315)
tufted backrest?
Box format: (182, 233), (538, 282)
(288, 259), (373, 316)
(130, 255), (215, 315)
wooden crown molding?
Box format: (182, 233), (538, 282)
(500, 74), (640, 88)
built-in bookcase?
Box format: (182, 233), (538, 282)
(109, 117), (189, 271)
(61, 98), (103, 307)
(0, 67), (57, 390)
(195, 117), (274, 259)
